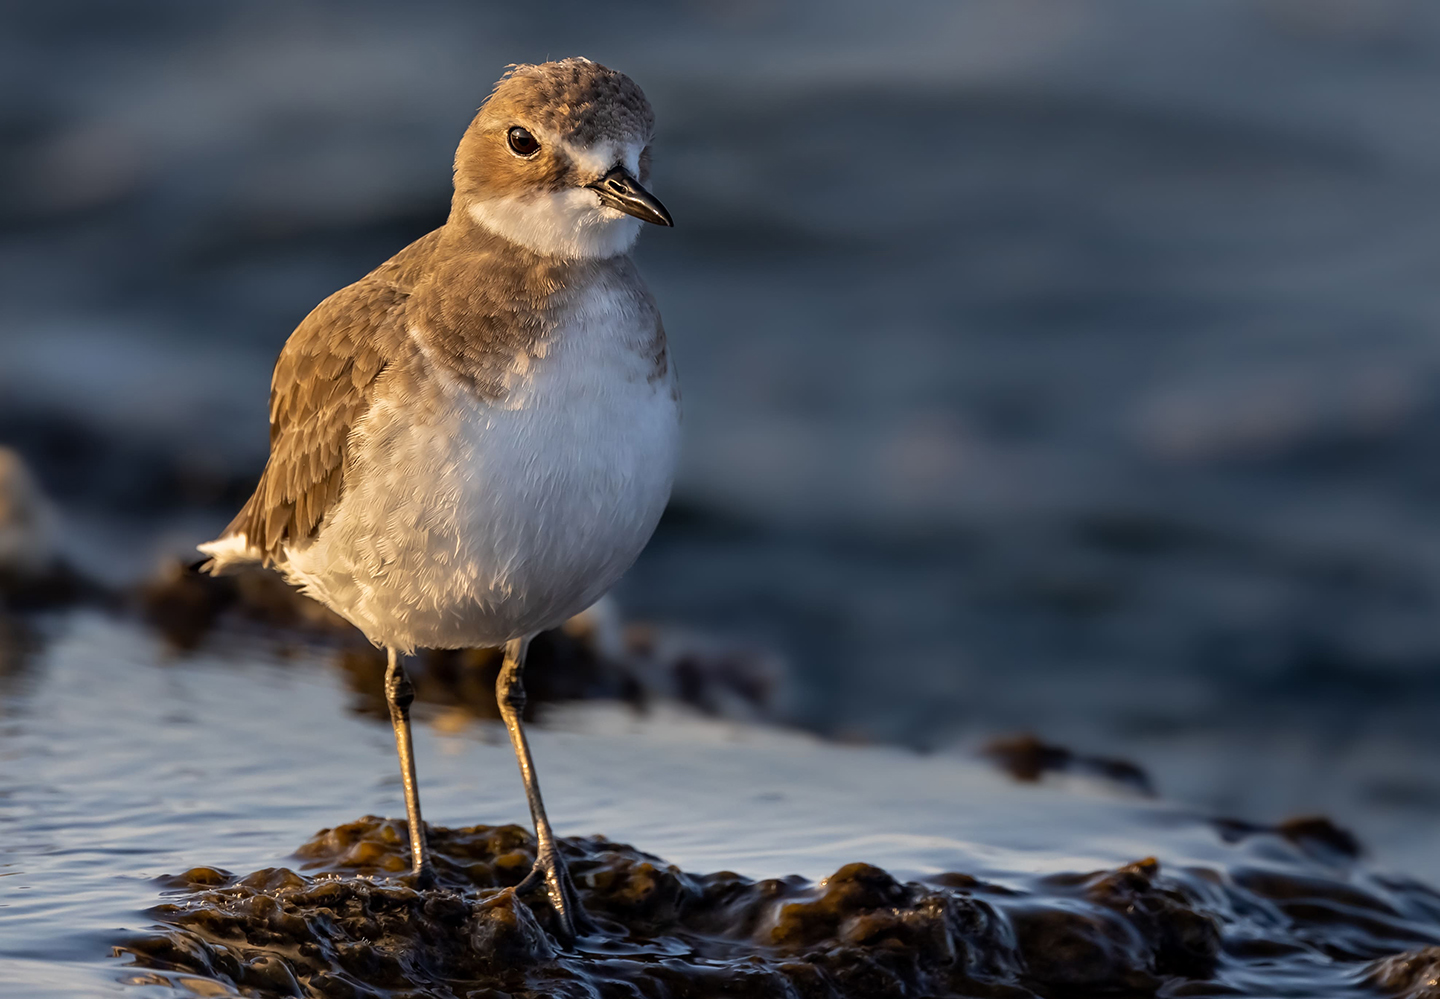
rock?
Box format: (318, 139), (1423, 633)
(117, 817), (1251, 999)
(982, 732), (1155, 796)
(138, 558), (354, 650)
(0, 446), (94, 610)
(1365, 946), (1440, 998)
(1214, 813), (1364, 861)
(0, 446), (58, 577)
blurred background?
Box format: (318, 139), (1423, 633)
(5, 0), (1440, 862)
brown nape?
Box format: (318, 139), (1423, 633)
(452, 57), (655, 204)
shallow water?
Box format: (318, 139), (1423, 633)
(5, 610), (1440, 996)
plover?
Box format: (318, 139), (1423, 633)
(199, 57), (679, 938)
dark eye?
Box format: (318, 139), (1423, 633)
(507, 127), (539, 156)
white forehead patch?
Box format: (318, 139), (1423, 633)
(562, 138), (644, 182)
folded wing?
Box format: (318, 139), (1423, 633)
(206, 276), (410, 569)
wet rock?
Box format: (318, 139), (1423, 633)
(1016, 857), (1220, 988)
(141, 566), (618, 708)
(0, 446), (94, 609)
(0, 446), (59, 577)
(619, 616), (785, 721)
(1214, 813), (1364, 862)
(137, 560), (237, 650)
(139, 558), (354, 650)
(768, 862), (912, 948)
(334, 632), (635, 727)
(295, 816), (540, 888)
(1365, 946), (1440, 998)
(159, 867), (237, 890)
(1007, 902), (1160, 993)
(982, 732), (1155, 796)
(470, 887), (559, 972)
(120, 817), (1255, 999)
(1275, 816), (1364, 859)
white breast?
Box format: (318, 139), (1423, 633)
(280, 281), (681, 653)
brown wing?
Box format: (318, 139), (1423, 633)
(224, 277), (409, 562)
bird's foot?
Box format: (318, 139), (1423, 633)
(408, 862), (437, 891)
(512, 842), (591, 943)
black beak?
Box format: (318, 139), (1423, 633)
(587, 166), (673, 227)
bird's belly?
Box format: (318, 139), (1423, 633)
(283, 356), (681, 652)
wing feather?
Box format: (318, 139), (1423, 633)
(224, 277), (409, 562)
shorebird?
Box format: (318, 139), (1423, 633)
(199, 57), (679, 939)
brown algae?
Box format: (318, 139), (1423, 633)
(118, 816), (1440, 998)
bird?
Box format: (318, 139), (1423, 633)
(198, 57), (680, 940)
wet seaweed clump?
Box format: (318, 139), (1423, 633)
(119, 814), (1440, 997)
(982, 732), (1155, 796)
(1365, 947), (1440, 998)
(119, 816), (1237, 998)
(1214, 813), (1364, 862)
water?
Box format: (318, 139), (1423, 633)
(7, 611), (1440, 997)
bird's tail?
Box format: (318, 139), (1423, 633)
(195, 533), (263, 576)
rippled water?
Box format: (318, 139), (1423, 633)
(4, 611), (1440, 996)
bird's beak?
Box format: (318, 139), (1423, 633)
(587, 167), (673, 227)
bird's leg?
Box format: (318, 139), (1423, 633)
(385, 647), (435, 888)
(497, 636), (588, 940)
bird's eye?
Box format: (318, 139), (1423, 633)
(507, 127), (539, 157)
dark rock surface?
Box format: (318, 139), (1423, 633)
(1365, 947), (1440, 999)
(981, 732), (1155, 796)
(118, 816), (1440, 998)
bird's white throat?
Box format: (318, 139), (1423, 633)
(467, 137), (650, 260)
(469, 190), (643, 260)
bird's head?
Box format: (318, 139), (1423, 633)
(454, 57), (672, 260)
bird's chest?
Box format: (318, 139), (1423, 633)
(444, 328), (680, 539)
(356, 299), (681, 598)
